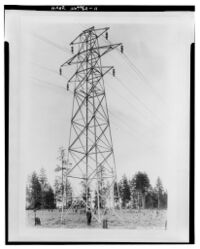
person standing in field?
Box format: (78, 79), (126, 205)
(86, 208), (92, 225)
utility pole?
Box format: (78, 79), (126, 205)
(60, 26), (122, 224)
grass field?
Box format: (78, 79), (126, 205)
(26, 209), (167, 229)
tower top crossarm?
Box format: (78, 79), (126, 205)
(70, 26), (110, 45)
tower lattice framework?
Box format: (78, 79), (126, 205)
(60, 26), (122, 223)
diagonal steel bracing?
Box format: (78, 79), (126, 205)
(60, 26), (122, 224)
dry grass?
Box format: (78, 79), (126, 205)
(26, 209), (167, 229)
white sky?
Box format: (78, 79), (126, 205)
(6, 10), (194, 191)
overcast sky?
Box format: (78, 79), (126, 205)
(6, 11), (194, 191)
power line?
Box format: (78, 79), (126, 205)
(108, 110), (150, 149)
(32, 32), (71, 53)
(105, 78), (155, 127)
(101, 35), (166, 105)
(31, 76), (74, 95)
(101, 36), (146, 81)
(110, 74), (163, 124)
(31, 74), (146, 143)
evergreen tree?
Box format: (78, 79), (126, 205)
(129, 175), (138, 209)
(134, 172), (150, 209)
(39, 167), (48, 187)
(26, 185), (31, 209)
(119, 175), (130, 208)
(39, 167), (48, 209)
(155, 177), (164, 209)
(114, 181), (120, 202)
(162, 190), (168, 209)
(26, 170), (57, 210)
(145, 186), (157, 209)
(43, 186), (56, 209)
(28, 171), (42, 210)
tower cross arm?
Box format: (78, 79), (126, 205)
(69, 26), (95, 46)
(70, 26), (110, 45)
(67, 66), (114, 84)
(61, 43), (122, 67)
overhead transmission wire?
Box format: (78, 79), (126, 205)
(32, 29), (166, 200)
(31, 70), (142, 144)
(33, 28), (156, 126)
(96, 34), (167, 142)
(31, 76), (65, 91)
(108, 73), (163, 125)
(105, 79), (145, 121)
(32, 72), (145, 147)
(102, 36), (147, 81)
(32, 74), (144, 143)
(101, 35), (166, 105)
(31, 34), (80, 171)
(99, 35), (168, 128)
(31, 30), (143, 134)
(31, 70), (137, 141)
(32, 53), (147, 141)
(32, 70), (143, 140)
(105, 78), (160, 136)
(109, 111), (140, 138)
(92, 35), (163, 125)
(32, 32), (71, 53)
(122, 52), (166, 105)
(78, 26), (162, 132)
(35, 78), (143, 144)
(31, 31), (151, 145)
(108, 110), (150, 149)
(33, 27), (164, 111)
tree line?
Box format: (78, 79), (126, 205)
(26, 168), (167, 210)
(115, 172), (167, 209)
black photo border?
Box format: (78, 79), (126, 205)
(4, 5), (195, 245)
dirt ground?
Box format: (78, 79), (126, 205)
(26, 208), (167, 229)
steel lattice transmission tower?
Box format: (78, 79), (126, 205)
(60, 26), (122, 223)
